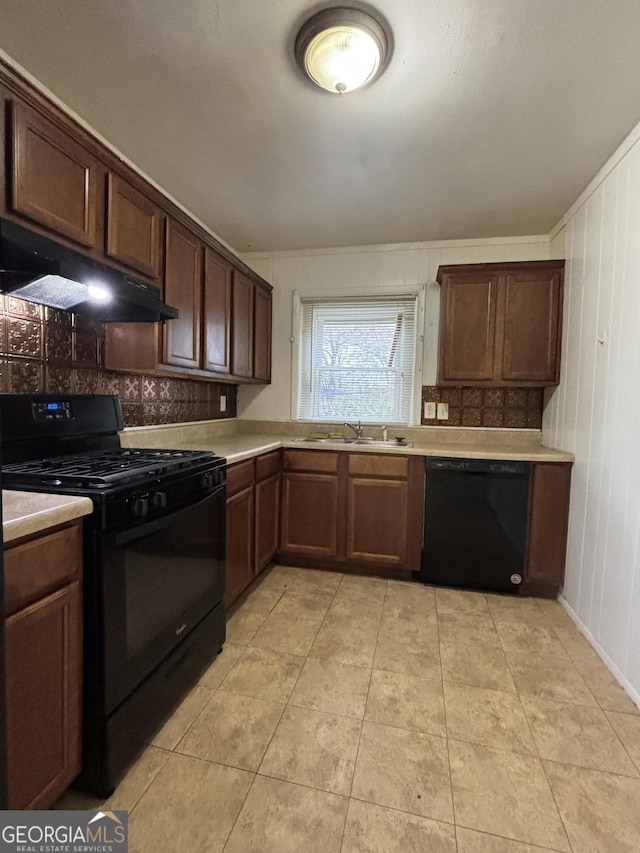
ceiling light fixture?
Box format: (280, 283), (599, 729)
(295, 7), (390, 94)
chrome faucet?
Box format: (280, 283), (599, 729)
(344, 420), (363, 439)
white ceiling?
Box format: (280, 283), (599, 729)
(2, 1), (640, 252)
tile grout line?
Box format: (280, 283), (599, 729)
(602, 710), (640, 776)
(339, 576), (387, 852)
(344, 576), (387, 815)
(495, 604), (575, 853)
(258, 570), (372, 853)
(476, 598), (575, 853)
(113, 745), (173, 821)
(487, 602), (542, 760)
(247, 573), (343, 780)
(220, 768), (260, 853)
(434, 589), (459, 845)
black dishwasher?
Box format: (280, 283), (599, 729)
(421, 457), (531, 594)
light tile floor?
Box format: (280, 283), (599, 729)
(56, 565), (640, 852)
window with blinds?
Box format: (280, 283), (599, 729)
(297, 295), (418, 423)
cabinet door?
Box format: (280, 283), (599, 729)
(346, 477), (410, 568)
(6, 581), (82, 809)
(255, 473), (280, 575)
(501, 270), (562, 383)
(106, 173), (161, 278)
(226, 486), (254, 607)
(280, 472), (339, 559)
(10, 100), (97, 247)
(162, 218), (203, 369)
(203, 247), (232, 374)
(439, 274), (498, 382)
(526, 463), (571, 589)
(231, 271), (254, 378)
(253, 284), (272, 382)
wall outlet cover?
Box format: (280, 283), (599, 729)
(424, 401), (437, 419)
(220, 394), (227, 413)
(437, 402), (449, 420)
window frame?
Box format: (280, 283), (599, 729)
(291, 285), (425, 426)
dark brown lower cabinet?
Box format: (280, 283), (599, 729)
(4, 521), (83, 809)
(225, 451), (281, 607)
(346, 453), (423, 572)
(255, 472), (280, 574)
(228, 449), (571, 599)
(523, 462), (572, 595)
(279, 450), (424, 579)
(280, 471), (340, 560)
(225, 482), (254, 607)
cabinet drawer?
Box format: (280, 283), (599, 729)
(4, 523), (82, 616)
(348, 454), (409, 478)
(283, 450), (339, 473)
(226, 459), (255, 496)
(255, 450), (281, 482)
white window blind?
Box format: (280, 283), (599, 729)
(297, 295), (418, 424)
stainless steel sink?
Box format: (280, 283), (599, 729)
(344, 438), (413, 447)
(294, 437), (413, 448)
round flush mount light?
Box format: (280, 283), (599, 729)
(295, 7), (390, 94)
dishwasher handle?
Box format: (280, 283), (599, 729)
(425, 456), (530, 476)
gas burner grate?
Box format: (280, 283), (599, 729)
(2, 448), (218, 487)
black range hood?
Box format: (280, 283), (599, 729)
(0, 218), (178, 322)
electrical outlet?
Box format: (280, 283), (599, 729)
(424, 401), (436, 419)
(220, 394), (227, 413)
(436, 402), (449, 420)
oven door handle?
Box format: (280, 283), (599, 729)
(113, 485), (225, 547)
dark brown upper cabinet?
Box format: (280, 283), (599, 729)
(162, 218), (203, 370)
(1, 64), (272, 384)
(437, 260), (564, 386)
(10, 100), (97, 248)
(203, 247), (232, 375)
(231, 271), (272, 382)
(253, 283), (272, 383)
(501, 268), (562, 382)
(161, 227), (272, 382)
(231, 270), (255, 378)
(106, 173), (161, 279)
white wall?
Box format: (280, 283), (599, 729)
(240, 236), (550, 422)
(544, 121), (640, 703)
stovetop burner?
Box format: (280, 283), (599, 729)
(2, 447), (219, 489)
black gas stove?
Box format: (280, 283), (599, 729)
(0, 394), (224, 494)
(0, 394), (227, 796)
(2, 447), (218, 491)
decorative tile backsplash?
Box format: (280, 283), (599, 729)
(0, 297), (236, 427)
(421, 385), (543, 429)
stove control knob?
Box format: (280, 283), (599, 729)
(132, 494), (149, 518)
(201, 472), (215, 490)
(152, 490), (167, 510)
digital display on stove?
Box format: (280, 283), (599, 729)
(31, 400), (73, 421)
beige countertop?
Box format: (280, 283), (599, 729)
(2, 490), (93, 544)
(123, 430), (574, 465)
(280, 438), (574, 463)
